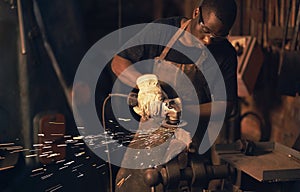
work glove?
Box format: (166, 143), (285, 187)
(133, 74), (164, 119)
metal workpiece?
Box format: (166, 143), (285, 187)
(215, 140), (275, 156)
(216, 142), (300, 182)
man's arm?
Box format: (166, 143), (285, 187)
(184, 101), (234, 121)
(112, 54), (235, 122)
(111, 55), (142, 87)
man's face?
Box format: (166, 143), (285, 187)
(191, 7), (227, 45)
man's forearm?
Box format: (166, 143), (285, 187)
(184, 101), (234, 121)
(111, 55), (142, 87)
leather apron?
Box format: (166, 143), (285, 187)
(153, 19), (211, 105)
(153, 19), (213, 155)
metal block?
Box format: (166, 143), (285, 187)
(216, 142), (300, 182)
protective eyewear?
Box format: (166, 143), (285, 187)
(198, 7), (228, 42)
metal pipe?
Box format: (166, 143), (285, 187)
(291, 1), (300, 51)
(278, 0), (293, 75)
(17, 0), (26, 54)
(32, 0), (72, 109)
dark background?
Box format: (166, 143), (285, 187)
(1, 0), (300, 191)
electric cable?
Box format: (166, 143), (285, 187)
(102, 93), (128, 192)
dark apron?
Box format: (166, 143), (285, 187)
(153, 20), (211, 105)
(152, 18), (212, 159)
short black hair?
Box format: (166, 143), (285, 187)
(201, 0), (237, 33)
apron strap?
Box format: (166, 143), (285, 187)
(158, 19), (191, 60)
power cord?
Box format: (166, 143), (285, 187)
(102, 93), (128, 192)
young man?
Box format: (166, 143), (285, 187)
(111, 0), (237, 191)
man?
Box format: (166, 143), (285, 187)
(111, 0), (237, 191)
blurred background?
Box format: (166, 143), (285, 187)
(0, 0), (300, 191)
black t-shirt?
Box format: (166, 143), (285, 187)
(118, 16), (238, 104)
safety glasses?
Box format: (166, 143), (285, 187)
(198, 7), (228, 42)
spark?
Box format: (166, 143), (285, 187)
(47, 153), (60, 158)
(45, 184), (63, 192)
(48, 121), (64, 125)
(74, 143), (84, 146)
(0, 166), (14, 171)
(26, 154), (37, 158)
(72, 164), (83, 169)
(116, 174), (132, 188)
(33, 144), (44, 147)
(59, 166), (68, 170)
(116, 178), (125, 187)
(96, 164), (106, 169)
(11, 149), (30, 153)
(85, 134), (105, 139)
(75, 152), (85, 157)
(41, 173), (53, 180)
(73, 136), (84, 140)
(56, 159), (66, 164)
(65, 139), (75, 143)
(118, 118), (131, 122)
(57, 144), (67, 147)
(5, 146), (23, 150)
(42, 151), (53, 154)
(64, 161), (74, 166)
(77, 173), (84, 178)
(125, 174), (131, 181)
(32, 167), (44, 173)
(101, 140), (118, 144)
(0, 143), (15, 146)
(30, 149), (41, 152)
(31, 171), (45, 177)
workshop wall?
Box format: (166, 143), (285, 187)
(232, 0), (300, 147)
(1, 0), (299, 191)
